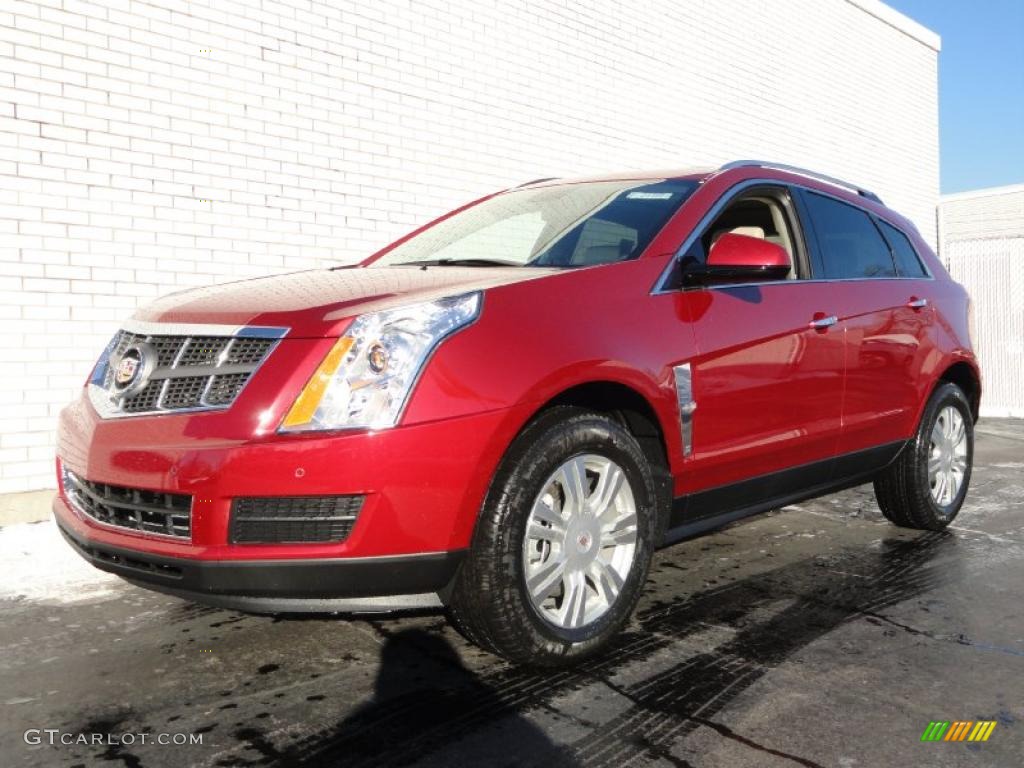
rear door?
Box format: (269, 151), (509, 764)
(797, 190), (934, 458)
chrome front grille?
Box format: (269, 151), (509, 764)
(62, 468), (193, 540)
(88, 321), (286, 418)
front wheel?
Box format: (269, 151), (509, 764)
(447, 407), (658, 666)
(874, 382), (973, 531)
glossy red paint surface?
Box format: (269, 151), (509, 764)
(55, 165), (980, 577)
(56, 401), (537, 559)
(707, 232), (789, 269)
(679, 282), (846, 493)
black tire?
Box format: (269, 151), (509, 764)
(447, 407), (659, 667)
(874, 382), (973, 531)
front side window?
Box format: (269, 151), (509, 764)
(803, 192), (896, 279)
(878, 219), (928, 278)
(683, 188), (800, 279)
(369, 179), (697, 269)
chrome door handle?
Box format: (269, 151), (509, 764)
(907, 297), (928, 309)
(809, 315), (838, 330)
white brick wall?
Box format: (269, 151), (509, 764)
(0, 0), (939, 492)
(939, 186), (1024, 418)
(939, 185), (1024, 242)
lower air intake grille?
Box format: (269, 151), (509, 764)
(60, 528), (184, 579)
(229, 495), (364, 544)
(62, 469), (192, 540)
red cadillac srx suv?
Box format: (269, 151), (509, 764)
(55, 161), (980, 666)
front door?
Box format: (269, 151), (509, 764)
(674, 186), (846, 512)
(682, 282), (845, 499)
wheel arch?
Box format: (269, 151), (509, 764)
(936, 360), (981, 422)
(545, 379), (669, 456)
(520, 379), (676, 538)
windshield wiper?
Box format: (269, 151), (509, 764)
(395, 258), (523, 268)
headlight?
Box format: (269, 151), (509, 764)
(280, 292), (481, 432)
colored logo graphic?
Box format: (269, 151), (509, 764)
(111, 342), (156, 398)
(921, 721), (997, 742)
(115, 353), (140, 386)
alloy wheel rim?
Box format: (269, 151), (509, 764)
(522, 454), (638, 630)
(928, 405), (968, 508)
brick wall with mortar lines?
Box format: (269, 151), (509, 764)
(0, 0), (938, 492)
(940, 186), (1024, 243)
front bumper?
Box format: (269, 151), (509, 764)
(55, 384), (537, 609)
(57, 390), (532, 557)
(56, 515), (464, 613)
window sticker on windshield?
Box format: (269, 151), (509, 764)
(626, 191), (674, 200)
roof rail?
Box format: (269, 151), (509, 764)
(719, 160), (883, 204)
(517, 177), (559, 187)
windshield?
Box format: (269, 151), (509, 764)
(369, 179), (698, 268)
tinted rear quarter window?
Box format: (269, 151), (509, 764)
(804, 192), (896, 279)
(878, 219), (928, 277)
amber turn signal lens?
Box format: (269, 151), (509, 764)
(281, 337), (354, 429)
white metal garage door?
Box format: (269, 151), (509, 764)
(945, 238), (1024, 417)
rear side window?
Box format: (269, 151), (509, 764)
(803, 192), (896, 279)
(877, 220), (928, 277)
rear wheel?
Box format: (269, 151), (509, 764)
(874, 382), (973, 531)
(447, 407), (658, 666)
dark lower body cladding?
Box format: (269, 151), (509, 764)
(57, 521), (465, 614)
(664, 440), (908, 544)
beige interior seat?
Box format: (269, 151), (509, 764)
(705, 196), (797, 279)
(711, 225), (765, 246)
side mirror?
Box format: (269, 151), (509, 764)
(685, 233), (790, 283)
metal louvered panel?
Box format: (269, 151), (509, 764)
(161, 376), (209, 409)
(88, 322), (287, 419)
(944, 237), (1024, 417)
(205, 373), (251, 405)
(229, 495), (364, 543)
(119, 381), (164, 413)
(176, 336), (232, 367)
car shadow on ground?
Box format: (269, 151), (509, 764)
(217, 529), (954, 767)
(218, 626), (580, 767)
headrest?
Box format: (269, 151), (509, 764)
(728, 225), (765, 239)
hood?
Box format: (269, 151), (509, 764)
(132, 266), (560, 337)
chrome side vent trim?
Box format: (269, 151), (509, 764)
(673, 363), (696, 457)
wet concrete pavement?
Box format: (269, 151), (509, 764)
(2, 421), (1022, 767)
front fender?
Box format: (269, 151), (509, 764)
(405, 278), (694, 477)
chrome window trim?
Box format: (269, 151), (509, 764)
(664, 275), (938, 294)
(88, 323), (289, 420)
(651, 178), (783, 294)
(650, 178), (936, 295)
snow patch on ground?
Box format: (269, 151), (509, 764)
(0, 520), (123, 605)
